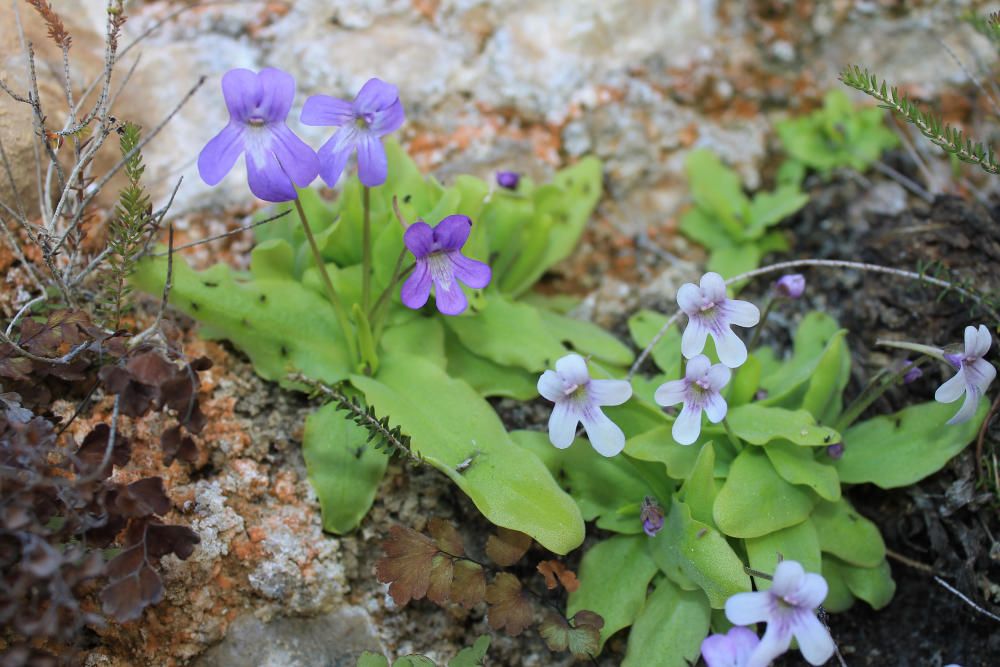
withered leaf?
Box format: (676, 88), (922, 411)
(538, 609), (604, 659)
(537, 560), (580, 593)
(114, 477), (170, 518)
(76, 423), (131, 476)
(485, 573), (534, 636)
(485, 527), (532, 567)
(450, 559), (485, 609)
(376, 525), (439, 606)
(427, 517), (464, 556)
(426, 553), (454, 606)
(160, 425), (197, 466)
(145, 521), (200, 560)
(101, 554), (163, 622)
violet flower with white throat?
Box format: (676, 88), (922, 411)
(654, 354), (731, 445)
(537, 354), (632, 457)
(677, 272), (760, 368)
(935, 324), (996, 425)
(724, 560), (835, 667)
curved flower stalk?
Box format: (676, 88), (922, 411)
(725, 560), (835, 667)
(401, 215), (491, 316)
(301, 78), (405, 187)
(935, 324), (996, 425)
(653, 354), (731, 445)
(198, 68), (319, 202)
(701, 626), (761, 667)
(537, 354), (632, 457)
(677, 272), (760, 368)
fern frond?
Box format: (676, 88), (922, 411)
(840, 65), (1000, 176)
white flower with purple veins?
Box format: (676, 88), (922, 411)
(725, 560), (835, 667)
(537, 354), (632, 457)
(654, 354), (731, 445)
(935, 324), (996, 425)
(700, 626), (761, 667)
(678, 272), (760, 368)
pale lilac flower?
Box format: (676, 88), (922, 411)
(677, 272), (760, 368)
(653, 354), (731, 445)
(496, 171), (520, 190)
(775, 273), (806, 299)
(537, 354), (632, 457)
(401, 215), (491, 316)
(725, 560), (835, 667)
(701, 626), (761, 667)
(198, 68), (319, 202)
(935, 324), (996, 425)
(301, 78), (405, 187)
(639, 496), (664, 537)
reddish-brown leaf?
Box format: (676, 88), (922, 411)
(145, 521), (200, 559)
(375, 525), (439, 607)
(537, 560), (580, 593)
(426, 554), (454, 605)
(114, 477), (170, 518)
(450, 559), (486, 609)
(76, 423), (131, 477)
(485, 528), (531, 567)
(485, 573), (534, 636)
(427, 517), (464, 556)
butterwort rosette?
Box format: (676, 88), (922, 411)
(935, 324), (996, 424)
(678, 272), (760, 368)
(301, 78), (405, 187)
(654, 354), (731, 445)
(401, 215), (491, 316)
(198, 68), (319, 202)
(537, 353), (632, 457)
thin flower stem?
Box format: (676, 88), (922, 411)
(874, 339), (947, 362)
(293, 197), (358, 365)
(629, 258), (1000, 380)
(747, 297), (776, 351)
(369, 248), (410, 337)
(362, 186), (372, 313)
(833, 356), (931, 432)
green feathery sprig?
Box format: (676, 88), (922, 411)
(840, 65), (1000, 176)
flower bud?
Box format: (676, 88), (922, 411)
(826, 442), (844, 459)
(640, 496), (664, 537)
(902, 360), (922, 384)
(775, 274), (806, 299)
(496, 171), (520, 190)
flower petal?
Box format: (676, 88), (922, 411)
(548, 401), (578, 449)
(700, 272), (728, 302)
(713, 327), (749, 369)
(972, 324), (992, 358)
(947, 387), (981, 425)
(197, 123), (245, 186)
(371, 98), (405, 136)
(934, 370), (967, 404)
(681, 319), (710, 359)
(967, 356), (997, 392)
(357, 134), (388, 187)
(433, 278), (468, 316)
(255, 67), (296, 121)
(588, 379), (632, 407)
(654, 379), (687, 407)
(221, 68), (259, 122)
(704, 392), (728, 423)
(706, 363), (732, 391)
(300, 94), (354, 127)
(676, 282), (703, 314)
(246, 149), (297, 202)
(725, 298), (761, 328)
(555, 354), (590, 386)
(725, 590), (772, 625)
(580, 406), (626, 457)
(537, 370), (564, 402)
(791, 612), (835, 665)
(771, 560), (805, 598)
(700, 633), (739, 667)
(270, 124), (319, 187)
(353, 78), (400, 114)
(747, 621), (794, 667)
(792, 572), (829, 609)
(433, 215), (473, 251)
(686, 354), (712, 379)
(400, 261), (431, 310)
(672, 403), (702, 445)
(404, 222), (435, 258)
(728, 626), (762, 659)
(449, 253), (491, 289)
(315, 129), (357, 188)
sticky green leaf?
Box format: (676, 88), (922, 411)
(760, 313), (844, 403)
(800, 326), (851, 425)
(819, 555), (856, 613)
(764, 440), (841, 502)
(625, 426), (702, 480)
(729, 355), (761, 407)
(539, 309), (634, 367)
(841, 558), (895, 610)
(680, 443), (718, 528)
(250, 238), (296, 280)
(745, 520), (822, 588)
(727, 404), (840, 446)
(445, 336), (538, 399)
(567, 535), (659, 650)
(627, 310), (682, 379)
(809, 498), (885, 568)
(622, 577), (711, 667)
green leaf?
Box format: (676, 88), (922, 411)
(567, 535), (659, 650)
(445, 335), (538, 399)
(622, 577), (711, 667)
(303, 403), (389, 534)
(539, 309), (634, 367)
(760, 313), (844, 403)
(745, 520), (822, 588)
(250, 238), (296, 280)
(625, 426), (702, 480)
(841, 558), (895, 610)
(706, 244), (761, 281)
(444, 293), (565, 372)
(745, 186), (809, 238)
(820, 555), (856, 613)
(448, 636), (490, 667)
(809, 498), (885, 568)
(649, 498), (752, 608)
(132, 257), (352, 386)
(727, 404), (840, 447)
(380, 317), (446, 369)
(685, 149), (748, 234)
(627, 310), (682, 379)
(729, 355), (761, 407)
(764, 441), (841, 502)
(713, 448), (816, 538)
(835, 400), (987, 488)
(679, 442), (718, 528)
(392, 657), (436, 667)
(800, 327), (851, 425)
(679, 208), (735, 251)
(357, 652), (391, 667)
(538, 157), (603, 270)
(352, 355), (584, 554)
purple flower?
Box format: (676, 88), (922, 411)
(198, 68), (319, 202)
(902, 360), (922, 384)
(677, 272), (760, 368)
(653, 354), (731, 445)
(935, 325), (996, 425)
(401, 215), (491, 316)
(701, 626), (761, 667)
(639, 496), (664, 537)
(826, 442), (844, 459)
(496, 171), (520, 190)
(775, 273), (806, 299)
(537, 353), (632, 457)
(725, 560), (835, 667)
(301, 78), (404, 188)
